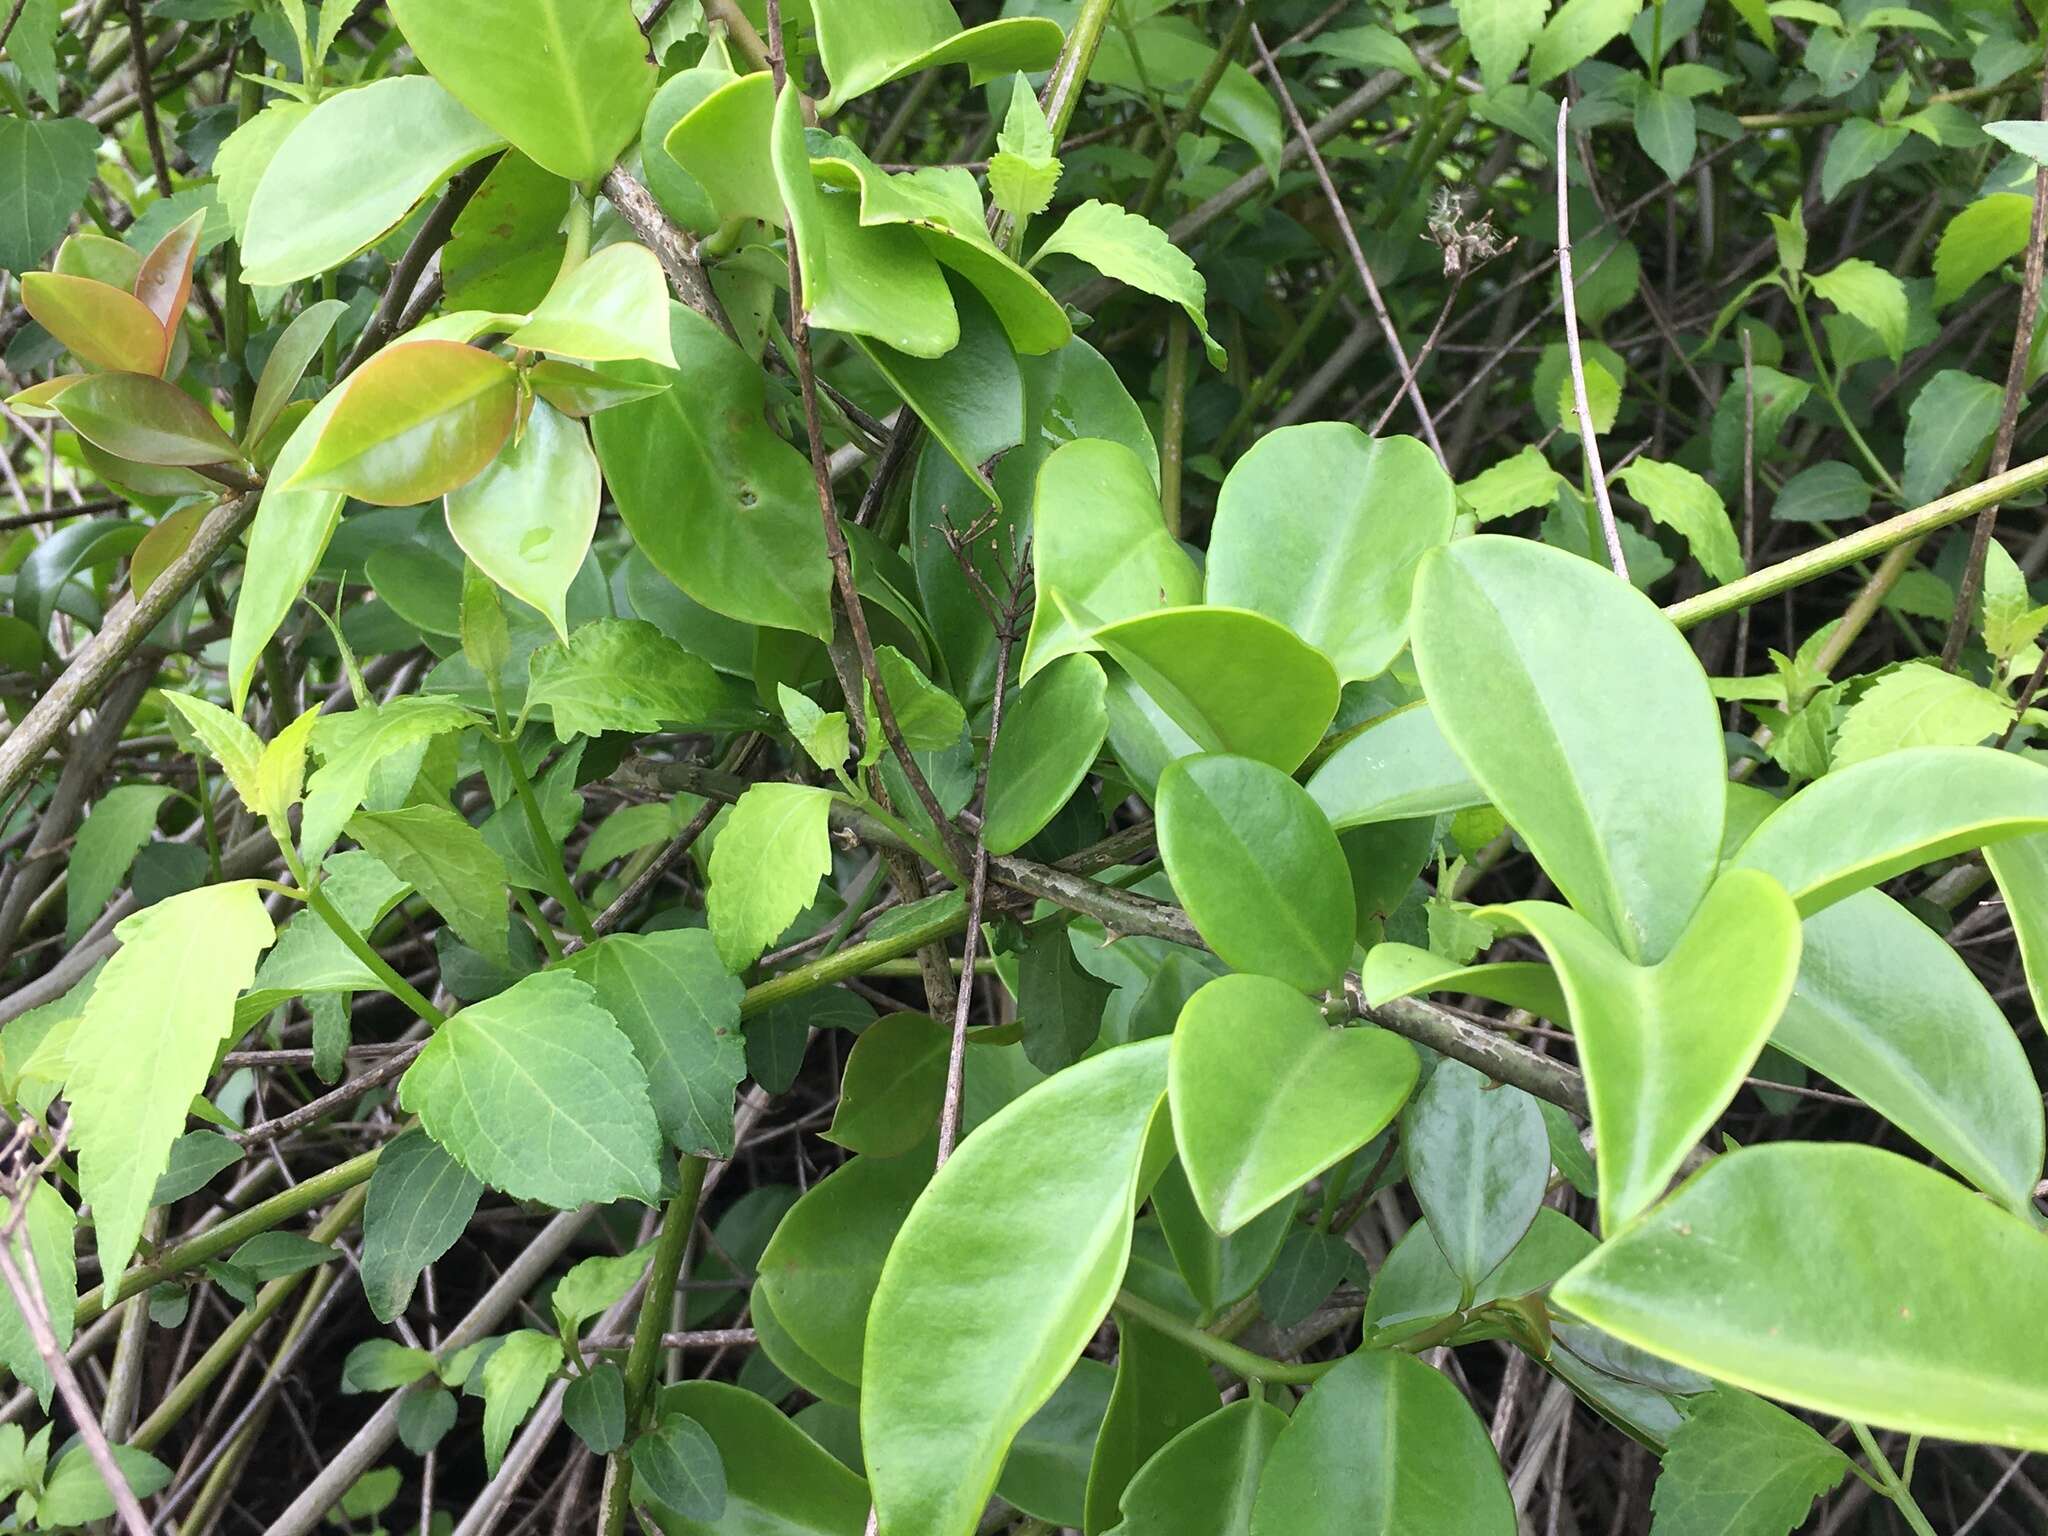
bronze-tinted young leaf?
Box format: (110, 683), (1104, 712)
(290, 341), (518, 506)
(130, 208), (206, 374)
(21, 272), (166, 374)
(50, 372), (243, 468)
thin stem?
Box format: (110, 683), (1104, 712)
(1555, 100), (1627, 578)
(1791, 292), (1904, 500)
(1851, 1421), (1940, 1536)
(289, 849), (448, 1025)
(496, 738), (599, 944)
(1159, 317), (1190, 539)
(1112, 1288), (1334, 1386)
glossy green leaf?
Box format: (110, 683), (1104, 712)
(12, 516), (144, 645)
(386, 0), (655, 182)
(1248, 1350), (1516, 1534)
(813, 0), (1064, 114)
(1552, 1142), (2048, 1451)
(1169, 974), (1416, 1232)
(0, 115), (99, 275)
(1000, 1360), (1114, 1526)
(983, 654), (1108, 854)
(443, 398), (599, 640)
(592, 304), (834, 640)
(1306, 702), (1486, 830)
(1148, 1161), (1295, 1320)
(246, 297), (347, 452)
(443, 151), (572, 315)
(1207, 427), (1453, 683)
(1017, 926), (1113, 1073)
(291, 340), (519, 506)
(1095, 608), (1339, 775)
(20, 273), (164, 374)
(1400, 1057), (1549, 1292)
(863, 1040), (1170, 1536)
(242, 75), (505, 285)
(565, 930), (747, 1159)
(1364, 1209), (1595, 1342)
(51, 372), (241, 468)
(65, 881), (275, 1279)
(1021, 439), (1200, 682)
(1083, 1316), (1218, 1536)
(708, 782), (835, 973)
(1033, 200), (1224, 367)
(635, 1410), (728, 1523)
(1775, 889), (2043, 1215)
(1485, 869), (1801, 1231)
(564, 1363), (628, 1455)
(642, 1381), (869, 1536)
(1412, 535), (1725, 963)
(228, 382), (349, 711)
(1105, 1396), (1285, 1536)
(504, 242), (676, 367)
(1732, 745), (2048, 915)
(663, 70), (781, 230)
(1359, 943), (1568, 1022)
(360, 1126), (485, 1323)
(824, 1013), (947, 1158)
(772, 83), (958, 359)
(1157, 756), (1353, 993)
(855, 282), (1023, 504)
(398, 970), (664, 1206)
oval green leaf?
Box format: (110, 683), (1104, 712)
(290, 340), (518, 506)
(504, 242), (677, 367)
(1306, 701), (1487, 830)
(444, 397), (599, 640)
(983, 653), (1109, 855)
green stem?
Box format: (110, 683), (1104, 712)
(600, 1155), (709, 1536)
(1791, 292), (1904, 500)
(558, 185), (594, 282)
(496, 739), (600, 944)
(1112, 1289), (1334, 1386)
(288, 849), (447, 1026)
(739, 893), (969, 1017)
(1663, 453), (2048, 630)
(515, 886), (566, 963)
(1850, 1421), (1939, 1536)
(1159, 317), (1189, 539)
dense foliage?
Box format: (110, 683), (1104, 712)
(0, 0), (2046, 1531)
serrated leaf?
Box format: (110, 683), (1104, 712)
(1832, 662), (2012, 767)
(1032, 201), (1224, 368)
(1616, 459), (1743, 583)
(706, 783), (835, 973)
(480, 1329), (562, 1476)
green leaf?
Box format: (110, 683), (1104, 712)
(1306, 703), (1487, 831)
(863, 1040), (1170, 1536)
(360, 1126), (485, 1323)
(0, 116), (99, 275)
(592, 304), (835, 641)
(291, 340), (519, 506)
(998, 1361), (1114, 1526)
(564, 930), (747, 1159)
(989, 73), (1061, 221)
(1094, 608), (1340, 776)
(1731, 745), (2048, 914)
(642, 1381), (870, 1535)
(1482, 868), (1803, 1231)
(1247, 1350), (1515, 1534)
(444, 398), (600, 640)
(1615, 459), (1743, 583)
(228, 382), (349, 713)
(633, 1411), (729, 1522)
(66, 785), (175, 945)
(1902, 369), (2003, 505)
(1157, 755), (1354, 994)
(386, 0), (655, 182)
(811, 0), (1064, 114)
(824, 1013), (948, 1157)
(1207, 427), (1453, 684)
(34, 1444), (171, 1529)
(1778, 888), (2044, 1215)
(864, 645), (966, 755)
(347, 804), (511, 967)
(1551, 1142), (2048, 1451)
(398, 970), (664, 1206)
(228, 1230), (337, 1283)
(552, 1242), (655, 1336)
(20, 275), (166, 375)
(480, 1329), (562, 1476)
(341, 1339), (437, 1393)
(1364, 1209), (1594, 1343)
(65, 882), (276, 1280)
(302, 694), (482, 860)
(662, 70), (779, 230)
(1361, 943), (1567, 1021)
(1633, 84), (1696, 181)
(504, 242), (677, 367)
(1017, 928), (1114, 1074)
(983, 654), (1109, 855)
(0, 1183), (76, 1409)
(854, 280), (1023, 504)
(708, 783), (835, 973)
(1529, 0), (1643, 84)
(564, 1363), (627, 1455)
(242, 76), (504, 285)
(1456, 0), (1548, 90)
(1649, 1389), (1852, 1536)
(1412, 535), (1725, 963)
(1832, 661), (2010, 767)
(1083, 1317), (1218, 1536)
(1804, 24), (1874, 94)
(1148, 1162), (1295, 1321)
(1033, 200), (1224, 368)
(1021, 439), (1201, 683)
(1808, 257), (1908, 363)
(444, 151), (574, 315)
(1933, 193), (2034, 306)
(772, 82), (959, 359)
(1169, 974), (1417, 1233)
(781, 685), (853, 774)
(1400, 1057), (1549, 1294)
(51, 373), (242, 468)
(1458, 445), (1564, 524)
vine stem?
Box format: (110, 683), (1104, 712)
(495, 739), (599, 944)
(1554, 100), (1628, 579)
(284, 845), (447, 1025)
(597, 1154), (707, 1536)
(1851, 1421), (1940, 1536)
(1112, 1288), (1333, 1386)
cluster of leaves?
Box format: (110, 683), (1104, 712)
(0, 0), (2046, 1533)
